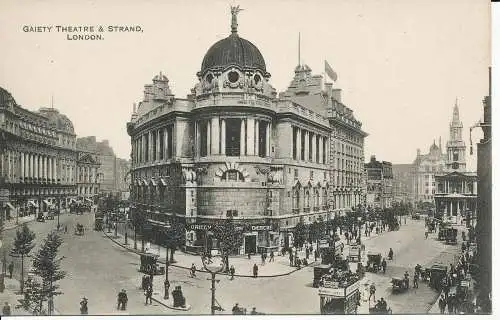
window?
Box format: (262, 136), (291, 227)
(222, 170), (244, 182)
(226, 119), (242, 156)
(292, 127), (297, 160)
(310, 171), (314, 179)
(166, 125), (174, 159)
(200, 121), (208, 157)
(294, 169), (298, 178)
(292, 188), (300, 210)
(226, 210), (238, 217)
(258, 120), (267, 157)
(159, 129), (164, 160)
(228, 71), (239, 83)
(453, 151), (459, 162)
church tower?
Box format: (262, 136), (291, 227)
(446, 99), (467, 171)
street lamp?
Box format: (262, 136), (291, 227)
(201, 249), (226, 315)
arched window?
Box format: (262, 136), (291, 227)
(292, 188), (300, 211)
(314, 188), (320, 209)
(222, 170), (244, 182)
(304, 189), (310, 208)
(322, 188), (328, 207)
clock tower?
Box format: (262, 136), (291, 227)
(446, 99), (467, 171)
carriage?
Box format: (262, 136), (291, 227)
(75, 223), (85, 235)
(139, 253), (165, 275)
(366, 253), (382, 273)
(391, 277), (409, 293)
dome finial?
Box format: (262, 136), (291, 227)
(230, 5), (243, 34)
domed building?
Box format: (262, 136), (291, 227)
(412, 101), (477, 224)
(0, 86), (88, 219)
(127, 8), (367, 254)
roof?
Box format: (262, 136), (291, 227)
(200, 33), (266, 75)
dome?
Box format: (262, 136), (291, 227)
(200, 33), (266, 75)
(0, 86), (16, 107)
(38, 108), (75, 134)
(429, 141), (440, 155)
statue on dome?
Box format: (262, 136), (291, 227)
(230, 5), (243, 33)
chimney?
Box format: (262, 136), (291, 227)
(324, 82), (333, 99)
(332, 88), (342, 102)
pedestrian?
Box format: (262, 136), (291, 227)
(230, 265), (235, 280)
(425, 230), (428, 239)
(388, 248), (394, 260)
(80, 297), (88, 315)
(369, 283), (376, 302)
(381, 259), (387, 274)
(2, 302), (11, 316)
(413, 273), (419, 288)
(253, 263), (258, 278)
(289, 253), (294, 266)
(8, 261), (13, 279)
(269, 251), (274, 262)
(447, 295), (454, 314)
(145, 285), (153, 305)
(248, 252), (251, 259)
(438, 295), (447, 314)
(250, 307), (258, 315)
(190, 263), (197, 278)
(261, 253), (265, 266)
(64, 225), (68, 233)
(305, 249), (310, 260)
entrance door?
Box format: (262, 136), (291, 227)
(245, 235), (257, 254)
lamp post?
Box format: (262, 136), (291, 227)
(201, 249), (226, 315)
(57, 196), (61, 230)
(357, 216), (362, 261)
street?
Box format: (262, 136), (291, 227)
(1, 213), (462, 315)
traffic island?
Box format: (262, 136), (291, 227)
(151, 297), (191, 311)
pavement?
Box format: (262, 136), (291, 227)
(2, 215), (36, 231)
(106, 223), (320, 278)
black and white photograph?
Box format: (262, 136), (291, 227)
(0, 0), (494, 316)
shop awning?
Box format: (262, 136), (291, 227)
(5, 202), (15, 210)
(28, 200), (39, 208)
(150, 178), (157, 186)
(142, 179), (148, 186)
(160, 178), (167, 186)
(43, 199), (52, 206)
(85, 198), (93, 203)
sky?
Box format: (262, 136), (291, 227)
(0, 0), (491, 169)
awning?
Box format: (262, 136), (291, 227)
(142, 179), (148, 186)
(160, 178), (167, 186)
(5, 202), (15, 210)
(85, 198), (93, 203)
(28, 200), (39, 208)
(150, 178), (157, 186)
(69, 198), (77, 204)
(43, 200), (52, 206)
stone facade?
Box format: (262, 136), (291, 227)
(127, 10), (366, 254)
(0, 87), (78, 218)
(364, 156), (393, 209)
(392, 164), (413, 203)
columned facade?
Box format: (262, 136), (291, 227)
(0, 88), (79, 220)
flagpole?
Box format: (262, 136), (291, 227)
(298, 32), (301, 67)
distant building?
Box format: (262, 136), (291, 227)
(1, 87), (78, 218)
(77, 136), (130, 197)
(412, 140), (446, 203)
(364, 156), (393, 209)
(433, 102), (477, 223)
(75, 136), (102, 205)
(392, 164), (413, 203)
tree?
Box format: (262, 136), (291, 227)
(165, 218), (186, 263)
(17, 276), (43, 315)
(10, 224), (36, 294)
(31, 231), (66, 316)
(293, 220), (308, 249)
(212, 220), (245, 272)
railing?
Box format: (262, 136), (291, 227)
(292, 208), (300, 214)
(303, 207), (310, 213)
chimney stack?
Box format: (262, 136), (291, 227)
(332, 88), (342, 102)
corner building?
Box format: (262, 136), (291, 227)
(127, 11), (366, 254)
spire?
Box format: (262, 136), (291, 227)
(452, 98), (460, 124)
(230, 5), (243, 34)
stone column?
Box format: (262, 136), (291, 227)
(44, 156), (48, 180)
(20, 152), (25, 179)
(240, 119), (246, 156)
(220, 119), (226, 156)
(318, 136), (323, 164)
(207, 119), (211, 155)
(33, 154), (38, 179)
(211, 117), (219, 155)
(324, 137), (329, 164)
(48, 157), (52, 182)
(295, 127), (301, 160)
(149, 132), (153, 162)
(156, 130), (161, 161)
(246, 118), (255, 156)
(164, 128), (169, 159)
(304, 131), (309, 162)
(255, 120), (260, 156)
(195, 121), (200, 157)
(311, 134), (317, 163)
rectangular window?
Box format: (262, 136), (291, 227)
(144, 134), (149, 162)
(226, 119), (242, 156)
(294, 169), (298, 178)
(159, 129), (164, 160)
(323, 139), (327, 163)
(152, 131), (157, 161)
(258, 120), (267, 157)
(200, 121), (208, 157)
(301, 130), (306, 160)
(167, 125), (174, 159)
(309, 134), (313, 161)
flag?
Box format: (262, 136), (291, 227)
(324, 60), (338, 82)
